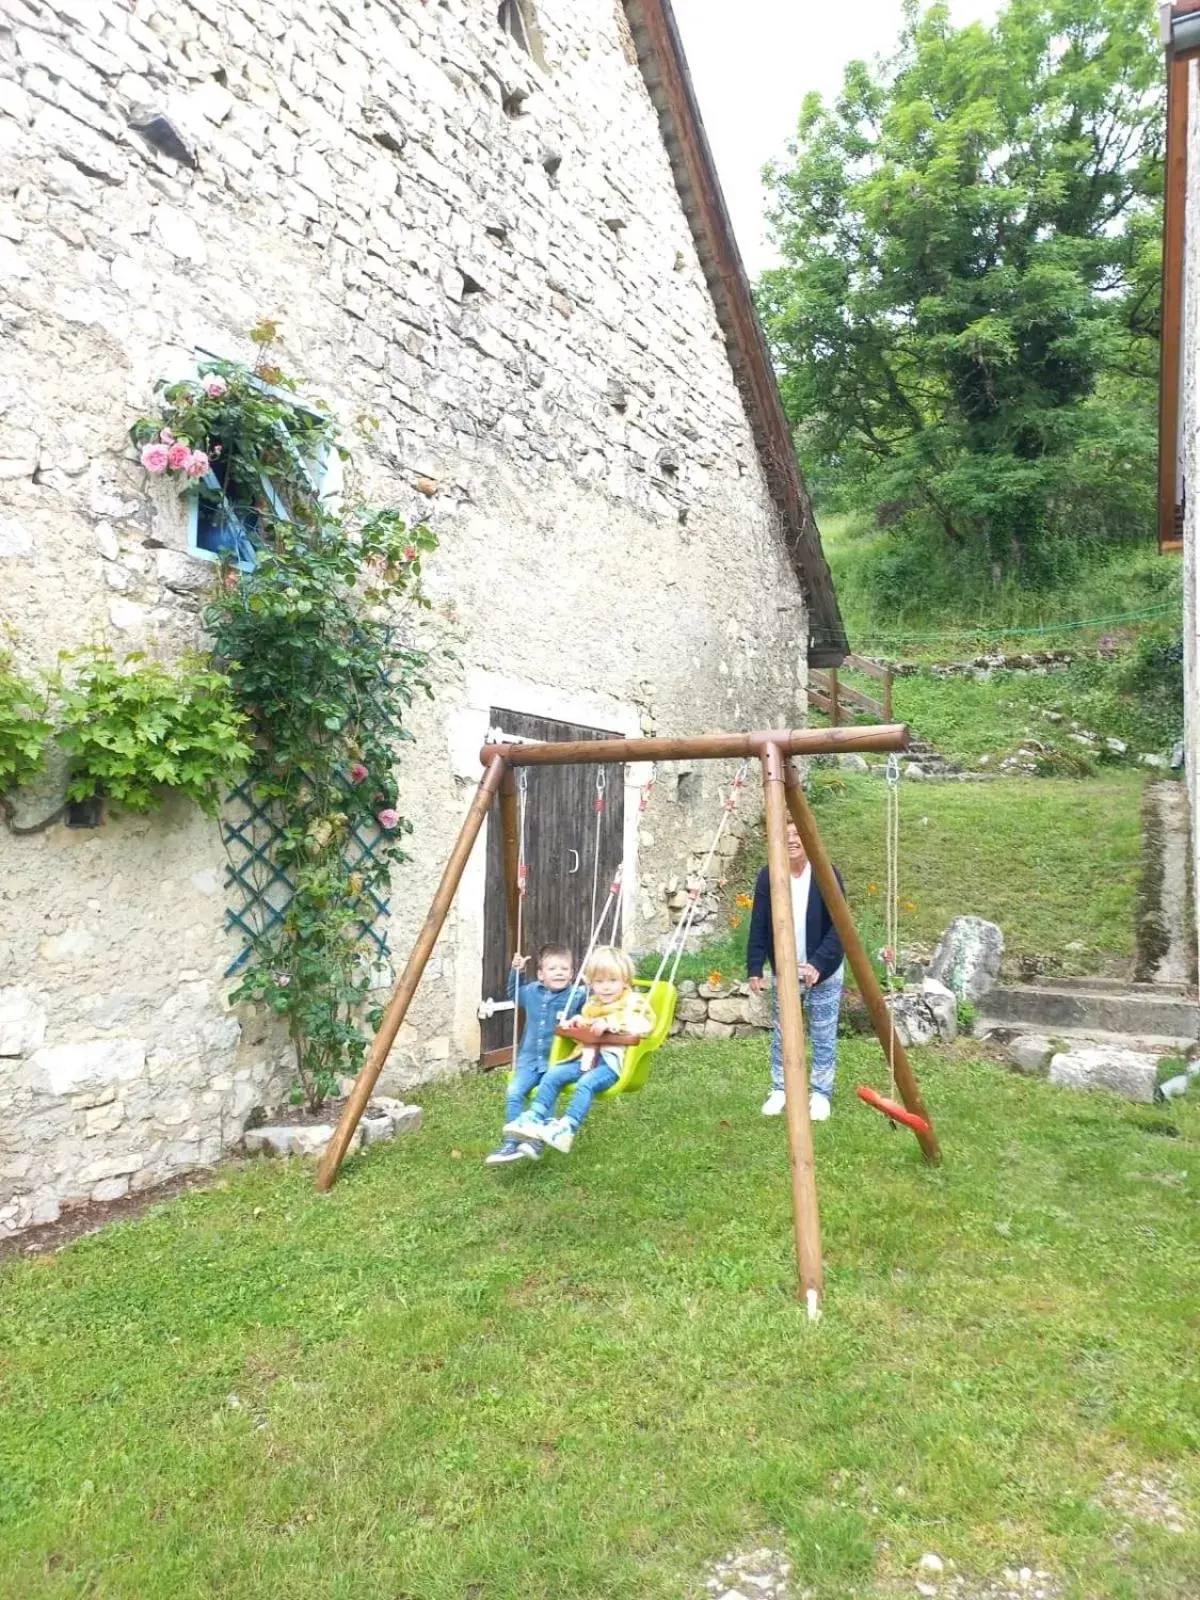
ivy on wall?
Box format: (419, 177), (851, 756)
(134, 324), (438, 1108)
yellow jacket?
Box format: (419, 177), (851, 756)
(562, 986), (654, 1059)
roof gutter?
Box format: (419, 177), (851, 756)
(622, 0), (849, 668)
(1163, 2), (1200, 49)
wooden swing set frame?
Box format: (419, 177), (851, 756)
(315, 723), (940, 1315)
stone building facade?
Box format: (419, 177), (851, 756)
(0, 0), (844, 1235)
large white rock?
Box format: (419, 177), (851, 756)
(1007, 1034), (1055, 1076)
(929, 916), (1004, 1001)
(27, 1038), (146, 1096)
(885, 992), (937, 1048)
(0, 988), (47, 1056)
(1048, 1047), (1159, 1103)
(919, 977), (958, 1041)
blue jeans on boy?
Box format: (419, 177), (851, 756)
(770, 969), (843, 1099)
(506, 1059), (548, 1125)
(530, 1050), (621, 1128)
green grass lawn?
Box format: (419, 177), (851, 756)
(810, 773), (1143, 974)
(2, 1039), (1198, 1599)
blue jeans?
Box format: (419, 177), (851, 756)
(530, 1049), (621, 1128)
(505, 1058), (548, 1124)
(770, 970), (843, 1098)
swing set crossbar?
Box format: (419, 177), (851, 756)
(315, 722), (940, 1319)
(479, 724), (911, 768)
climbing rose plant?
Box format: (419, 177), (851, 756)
(135, 327), (437, 1109)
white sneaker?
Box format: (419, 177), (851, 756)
(503, 1113), (547, 1143)
(542, 1116), (576, 1154)
(761, 1089), (786, 1117)
(809, 1092), (832, 1122)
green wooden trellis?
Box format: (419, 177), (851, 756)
(221, 782), (393, 977)
(219, 622), (406, 977)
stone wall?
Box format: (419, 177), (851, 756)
(669, 978), (772, 1040)
(0, 0), (812, 1234)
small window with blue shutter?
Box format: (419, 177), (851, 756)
(186, 353), (341, 571)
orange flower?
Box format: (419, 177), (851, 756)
(736, 892), (753, 909)
(729, 915), (742, 930)
(708, 969), (723, 987)
(868, 883), (878, 895)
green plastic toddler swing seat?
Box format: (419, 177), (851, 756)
(543, 977), (678, 1098)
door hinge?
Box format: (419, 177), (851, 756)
(478, 997), (516, 1019)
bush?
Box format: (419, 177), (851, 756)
(0, 652), (52, 796)
(54, 648), (251, 815)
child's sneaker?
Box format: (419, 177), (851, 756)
(503, 1113), (547, 1143)
(761, 1088), (786, 1117)
(809, 1091), (832, 1122)
(542, 1117), (576, 1154)
(484, 1138), (537, 1166)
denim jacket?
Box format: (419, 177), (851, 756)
(507, 970), (586, 1072)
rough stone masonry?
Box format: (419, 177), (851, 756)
(0, 0), (817, 1236)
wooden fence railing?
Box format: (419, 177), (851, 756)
(809, 654), (893, 727)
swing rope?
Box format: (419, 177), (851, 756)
(511, 767), (529, 1068)
(884, 752), (900, 1100)
(856, 752), (932, 1138)
(590, 767), (606, 934)
(653, 759), (751, 989)
(557, 764), (657, 1019)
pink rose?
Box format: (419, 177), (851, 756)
(204, 376), (229, 399)
(377, 808), (400, 830)
(223, 571), (239, 590)
(141, 442), (170, 472)
(274, 972), (291, 987)
(184, 450), (210, 478)
(349, 762), (369, 784)
(160, 428), (175, 444)
(404, 544), (417, 561)
(167, 443), (192, 471)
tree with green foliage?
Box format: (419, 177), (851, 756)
(758, 0), (1163, 588)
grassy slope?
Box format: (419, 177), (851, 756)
(2, 1041), (1198, 1599)
(653, 775), (1142, 982)
(818, 513), (1181, 651)
(808, 772), (1143, 972)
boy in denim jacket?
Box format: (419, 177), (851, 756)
(485, 943), (585, 1165)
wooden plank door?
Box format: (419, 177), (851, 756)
(480, 707), (625, 1064)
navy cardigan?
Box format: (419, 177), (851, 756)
(745, 863), (845, 984)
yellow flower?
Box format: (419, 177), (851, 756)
(868, 883), (878, 895)
(904, 900), (916, 913)
(708, 969), (723, 988)
(729, 915), (742, 930)
(736, 892), (753, 909)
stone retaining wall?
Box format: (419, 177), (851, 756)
(669, 979), (772, 1039)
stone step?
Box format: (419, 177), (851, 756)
(975, 1022), (1199, 1056)
(976, 983), (1200, 1041)
(1036, 976), (1192, 997)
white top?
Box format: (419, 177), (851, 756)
(788, 865), (844, 984)
(790, 865), (811, 968)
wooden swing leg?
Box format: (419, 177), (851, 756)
(762, 743), (824, 1316)
(782, 763), (940, 1164)
(315, 756), (509, 1192)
